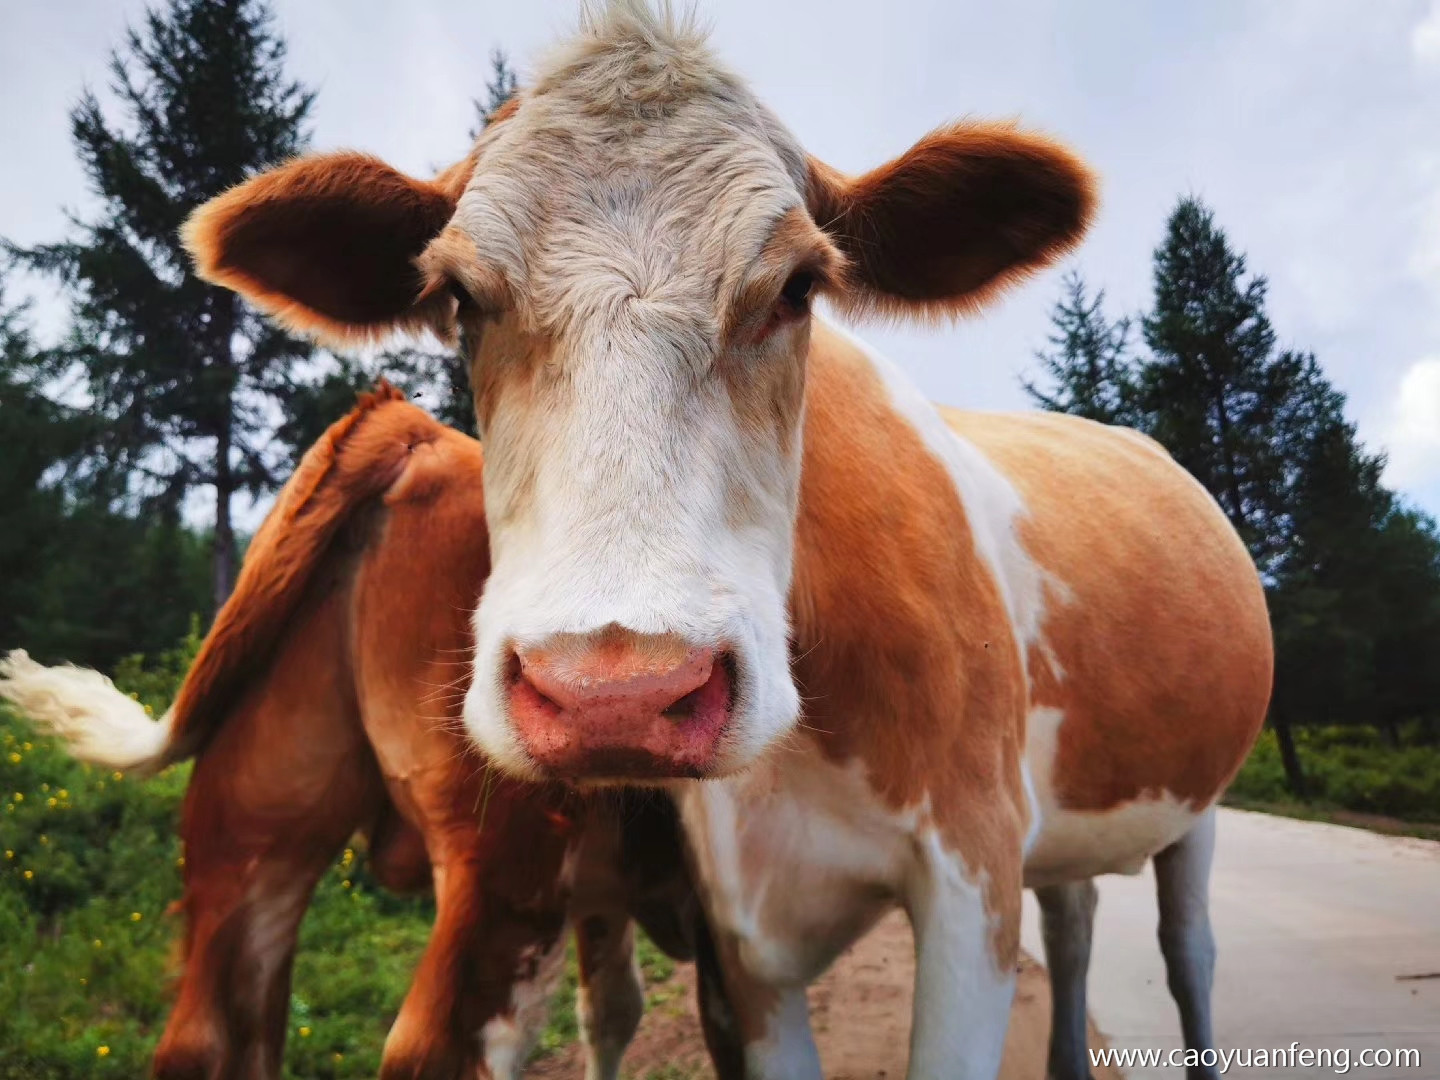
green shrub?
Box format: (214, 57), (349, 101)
(1229, 726), (1440, 822)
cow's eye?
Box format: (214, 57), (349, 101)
(779, 271), (815, 313)
(449, 279), (476, 312)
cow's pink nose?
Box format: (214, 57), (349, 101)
(505, 631), (732, 779)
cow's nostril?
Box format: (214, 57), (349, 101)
(662, 687), (704, 722)
(507, 649), (563, 716)
(662, 650), (732, 725)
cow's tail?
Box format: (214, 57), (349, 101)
(0, 651), (175, 774)
(0, 380), (450, 775)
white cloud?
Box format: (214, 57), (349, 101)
(1415, 1), (1440, 66)
(1383, 357), (1440, 489)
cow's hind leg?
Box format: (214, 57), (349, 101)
(154, 739), (376, 1079)
(1035, 879), (1099, 1080)
(576, 911), (646, 1080)
(1154, 807), (1219, 1080)
(153, 592), (378, 1080)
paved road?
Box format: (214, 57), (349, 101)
(1019, 808), (1440, 1079)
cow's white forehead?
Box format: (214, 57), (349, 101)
(449, 0), (810, 336)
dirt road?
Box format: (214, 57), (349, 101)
(529, 914), (1119, 1079)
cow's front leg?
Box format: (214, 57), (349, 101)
(904, 830), (1022, 1080)
(697, 929), (820, 1080)
(575, 911), (645, 1080)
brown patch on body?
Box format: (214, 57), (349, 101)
(789, 323), (1031, 967)
(948, 410), (1274, 812)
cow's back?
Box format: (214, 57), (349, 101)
(943, 409), (1273, 884)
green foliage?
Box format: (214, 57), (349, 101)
(470, 48), (520, 138)
(1024, 271), (1137, 425)
(1229, 728), (1440, 822)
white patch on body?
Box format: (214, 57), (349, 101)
(677, 742), (1020, 1080)
(826, 320), (1050, 662)
(1023, 705), (1201, 887)
(676, 750), (919, 988)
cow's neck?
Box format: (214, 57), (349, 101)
(784, 320), (1030, 821)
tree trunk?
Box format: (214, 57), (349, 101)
(1271, 711), (1307, 799)
(211, 296), (238, 610)
(212, 418), (236, 610)
(1211, 387), (1249, 544)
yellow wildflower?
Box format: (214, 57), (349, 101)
(97, 1046), (110, 1057)
(12, 792), (22, 802)
(41, 783), (49, 792)
(299, 1026), (311, 1038)
(58, 789), (68, 799)
(48, 798), (57, 808)
(4, 850), (12, 859)
(21, 741), (31, 751)
(112, 771), (123, 781)
(130, 911), (142, 922)
(7, 753), (18, 764)
(23, 870), (33, 880)
(342, 880), (352, 889)
(93, 939), (103, 948)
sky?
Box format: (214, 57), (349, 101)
(3, 0), (1440, 520)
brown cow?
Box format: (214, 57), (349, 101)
(0, 389), (703, 1080)
(165, 5), (1273, 1079)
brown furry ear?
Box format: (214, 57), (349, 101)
(182, 151), (477, 345)
(808, 122), (1097, 321)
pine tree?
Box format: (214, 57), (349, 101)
(9, 0), (315, 609)
(1023, 270), (1137, 425)
(469, 48), (519, 138)
(1137, 197), (1304, 573)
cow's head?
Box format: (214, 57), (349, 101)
(184, 2), (1094, 782)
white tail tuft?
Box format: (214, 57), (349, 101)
(0, 650), (175, 774)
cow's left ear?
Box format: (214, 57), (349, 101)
(182, 150), (477, 346)
(808, 122), (1096, 320)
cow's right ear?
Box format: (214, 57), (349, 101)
(182, 151), (475, 345)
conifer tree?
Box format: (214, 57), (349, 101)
(10, 0), (315, 608)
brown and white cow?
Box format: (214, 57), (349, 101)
(151, 4), (1271, 1079)
(7, 390), (1124, 1080)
